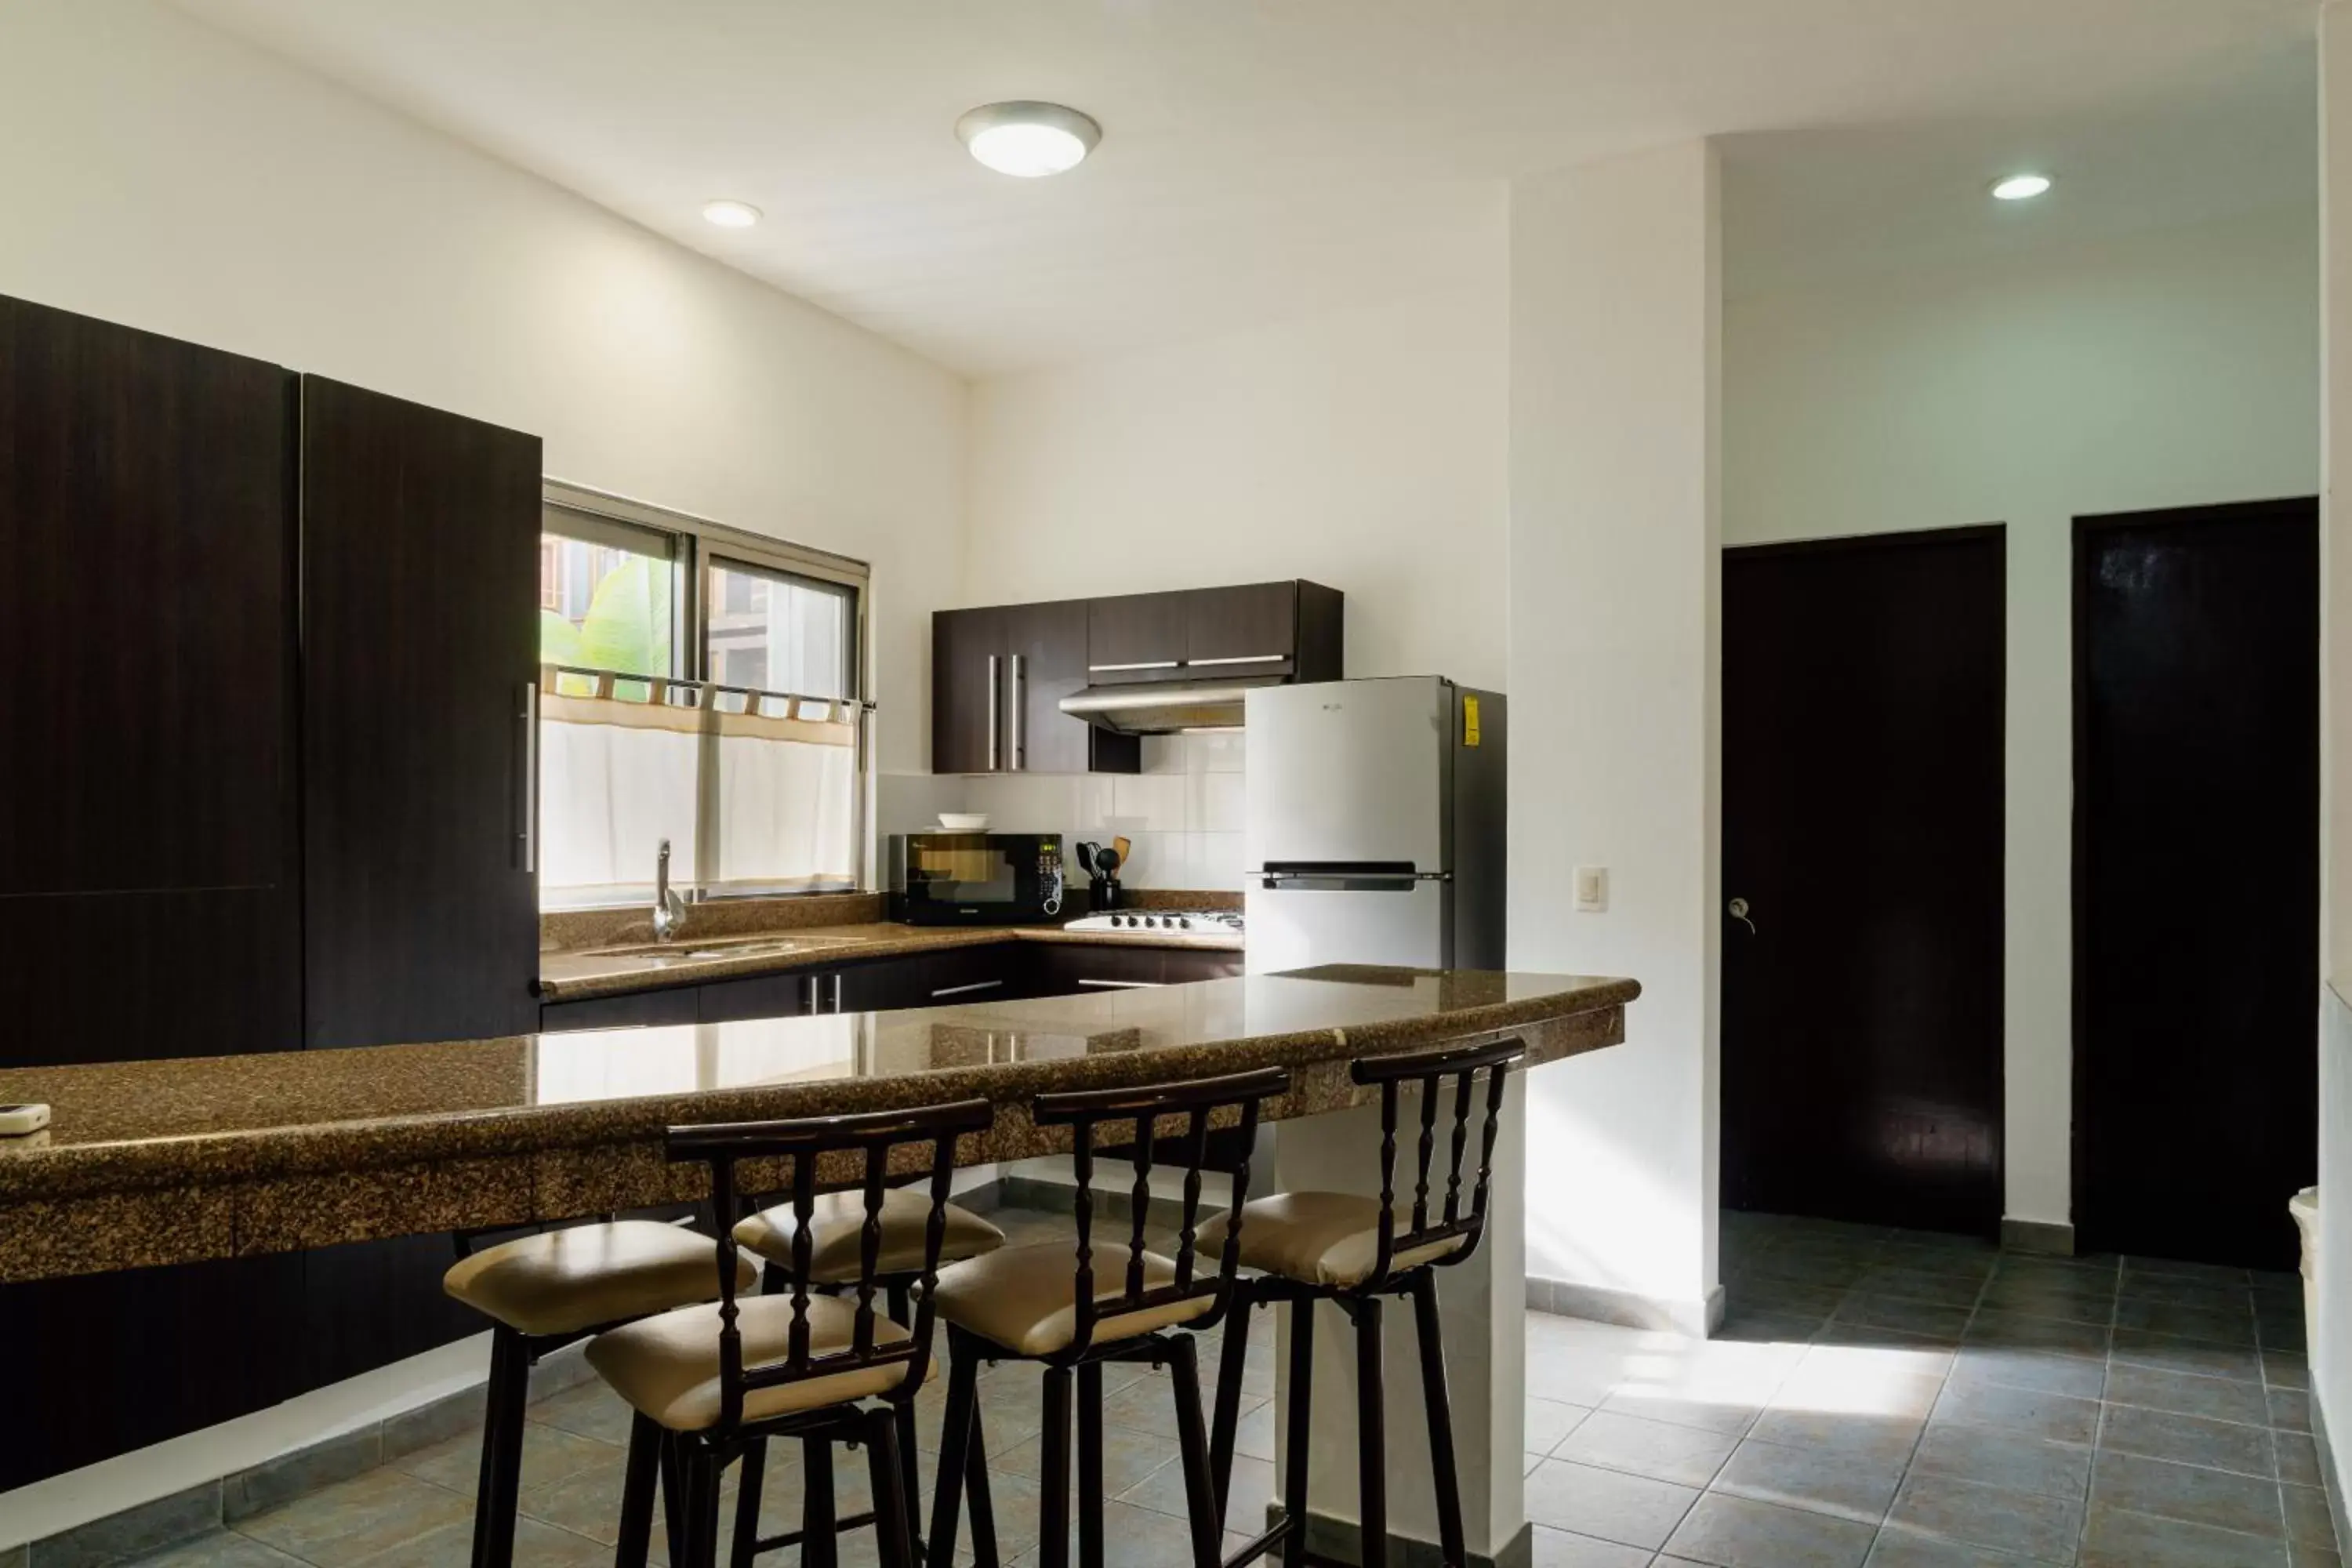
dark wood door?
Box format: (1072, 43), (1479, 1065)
(1185, 583), (1297, 671)
(1722, 527), (2005, 1235)
(1002, 598), (1139, 775)
(2074, 500), (2318, 1270)
(300, 377), (542, 1051)
(700, 969), (818, 1022)
(1086, 590), (1189, 684)
(932, 607), (1004, 773)
(0, 295), (300, 1066)
(542, 985), (701, 1032)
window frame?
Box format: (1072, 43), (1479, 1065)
(540, 478), (875, 899)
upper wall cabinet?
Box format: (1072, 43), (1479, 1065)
(1083, 581), (1342, 686)
(933, 601), (1141, 775)
(931, 580), (1341, 774)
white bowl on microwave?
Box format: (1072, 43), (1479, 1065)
(935, 813), (991, 831)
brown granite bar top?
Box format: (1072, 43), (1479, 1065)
(536, 920), (1245, 1004)
(0, 967), (1635, 1282)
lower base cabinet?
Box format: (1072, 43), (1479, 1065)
(542, 942), (1245, 1033)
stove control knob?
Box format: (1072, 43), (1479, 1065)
(1178, 916), (1192, 928)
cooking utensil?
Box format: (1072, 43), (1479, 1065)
(1077, 840), (1099, 874)
(1112, 835), (1132, 864)
(1094, 847), (1121, 877)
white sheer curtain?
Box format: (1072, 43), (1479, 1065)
(539, 676), (859, 909)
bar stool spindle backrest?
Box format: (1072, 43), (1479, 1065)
(663, 1097), (996, 1435)
(1351, 1035), (1527, 1290)
(1030, 1065), (1292, 1359)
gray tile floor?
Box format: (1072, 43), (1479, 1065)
(106, 1210), (2339, 1568)
(1523, 1211), (2336, 1567)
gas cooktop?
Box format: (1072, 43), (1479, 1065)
(1064, 909), (1244, 937)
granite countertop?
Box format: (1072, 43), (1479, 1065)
(0, 967), (1636, 1282)
(536, 920), (1246, 1004)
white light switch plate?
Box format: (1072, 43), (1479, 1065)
(1574, 866), (1608, 912)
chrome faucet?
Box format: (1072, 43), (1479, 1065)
(652, 837), (687, 942)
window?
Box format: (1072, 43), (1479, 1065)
(535, 485), (869, 909)
(539, 508), (681, 691)
(706, 556), (858, 706)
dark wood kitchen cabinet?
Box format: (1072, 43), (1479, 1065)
(301, 377), (543, 1051)
(932, 603), (1138, 775)
(1084, 590), (1191, 682)
(0, 295), (302, 1067)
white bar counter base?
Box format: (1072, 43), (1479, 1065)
(1273, 1090), (1531, 1568)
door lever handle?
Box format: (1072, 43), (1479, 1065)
(1728, 897), (1756, 935)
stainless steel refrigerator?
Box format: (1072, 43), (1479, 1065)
(1243, 676), (1506, 973)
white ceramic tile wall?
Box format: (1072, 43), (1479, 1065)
(906, 732), (1247, 890)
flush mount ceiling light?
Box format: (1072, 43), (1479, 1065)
(1991, 173), (2053, 201)
(956, 101), (1102, 178)
(702, 199), (762, 228)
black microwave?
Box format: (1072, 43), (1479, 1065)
(888, 833), (1065, 925)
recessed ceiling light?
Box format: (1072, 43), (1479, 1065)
(702, 199), (762, 228)
(1991, 173), (2053, 201)
(956, 101), (1102, 178)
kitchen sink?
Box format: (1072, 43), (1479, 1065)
(586, 934), (861, 963)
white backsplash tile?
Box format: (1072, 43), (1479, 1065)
(887, 732), (1247, 891)
(1188, 730), (1246, 774)
(1110, 771), (1188, 832)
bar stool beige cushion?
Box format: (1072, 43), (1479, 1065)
(444, 1220), (754, 1338)
(586, 1295), (918, 1432)
(1196, 1193), (1468, 1289)
(732, 1189), (1005, 1282)
(931, 1240), (1216, 1357)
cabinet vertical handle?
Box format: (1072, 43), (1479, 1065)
(831, 973), (844, 1014)
(985, 654), (1000, 771)
(1010, 654), (1025, 770)
(516, 681), (537, 873)
(804, 975), (819, 1014)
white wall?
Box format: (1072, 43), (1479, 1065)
(1508, 142), (1725, 1320)
(0, 0), (966, 776)
(1726, 203), (2321, 1229)
(963, 252), (1510, 688)
(2319, 0), (2352, 1511)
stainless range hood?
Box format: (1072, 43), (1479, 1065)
(1057, 676), (1284, 735)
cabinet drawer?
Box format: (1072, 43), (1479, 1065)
(1160, 949), (1245, 985)
(698, 971), (818, 1024)
(540, 985), (701, 1032)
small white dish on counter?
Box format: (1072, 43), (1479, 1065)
(935, 813), (990, 831)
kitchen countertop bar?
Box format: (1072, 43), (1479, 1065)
(0, 967), (1634, 1283)
(535, 918), (1245, 1004)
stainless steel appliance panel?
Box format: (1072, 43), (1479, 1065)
(1243, 677), (1450, 870)
(1246, 879), (1447, 974)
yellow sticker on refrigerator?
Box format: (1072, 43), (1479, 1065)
(1463, 695), (1481, 747)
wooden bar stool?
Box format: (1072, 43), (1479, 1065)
(443, 1219), (758, 1568)
(924, 1065), (1294, 1568)
(586, 1096), (996, 1568)
(728, 1185), (1006, 1562)
(1200, 1036), (1526, 1568)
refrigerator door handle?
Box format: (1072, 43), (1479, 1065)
(1255, 862), (1451, 891)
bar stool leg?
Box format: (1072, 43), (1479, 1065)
(1039, 1366), (1073, 1568)
(1210, 1283), (1257, 1515)
(659, 1432), (689, 1564)
(869, 1405), (919, 1568)
(804, 1434), (840, 1568)
(927, 1334), (983, 1568)
(468, 1325), (532, 1568)
(1166, 1334), (1224, 1568)
(887, 1281), (924, 1542)
(685, 1446), (724, 1568)
(1353, 1298), (1387, 1568)
(966, 1395), (1000, 1568)
(728, 1438), (767, 1568)
(615, 1413), (661, 1568)
(1279, 1302), (1316, 1566)
(1078, 1362), (1105, 1568)
(1410, 1273), (1466, 1568)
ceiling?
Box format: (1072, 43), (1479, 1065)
(174, 0), (2318, 376)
